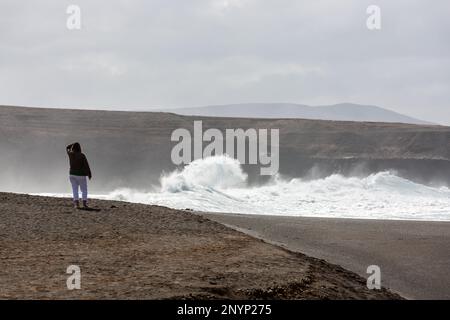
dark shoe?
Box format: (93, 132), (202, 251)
(74, 200), (80, 209)
(82, 200), (89, 209)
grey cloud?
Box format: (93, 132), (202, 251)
(0, 0), (449, 124)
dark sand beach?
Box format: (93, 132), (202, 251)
(203, 213), (450, 300)
(0, 192), (400, 299)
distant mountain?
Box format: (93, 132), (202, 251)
(164, 103), (432, 125)
(1, 105), (449, 194)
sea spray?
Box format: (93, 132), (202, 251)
(160, 155), (247, 192)
(92, 155), (450, 221)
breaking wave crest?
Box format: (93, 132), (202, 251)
(160, 155), (247, 192)
(104, 155), (450, 221)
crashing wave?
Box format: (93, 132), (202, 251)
(98, 155), (450, 221)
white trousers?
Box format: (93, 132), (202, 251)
(69, 175), (88, 201)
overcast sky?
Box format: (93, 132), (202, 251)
(0, 1), (449, 124)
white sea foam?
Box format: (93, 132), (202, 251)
(99, 155), (450, 221)
(160, 155), (247, 192)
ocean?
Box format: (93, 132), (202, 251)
(96, 155), (450, 222)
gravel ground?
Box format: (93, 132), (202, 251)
(0, 193), (401, 299)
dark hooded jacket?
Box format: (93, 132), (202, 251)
(66, 143), (92, 178)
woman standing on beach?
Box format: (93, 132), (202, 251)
(66, 142), (92, 209)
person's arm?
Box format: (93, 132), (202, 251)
(66, 143), (74, 154)
(83, 154), (92, 179)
